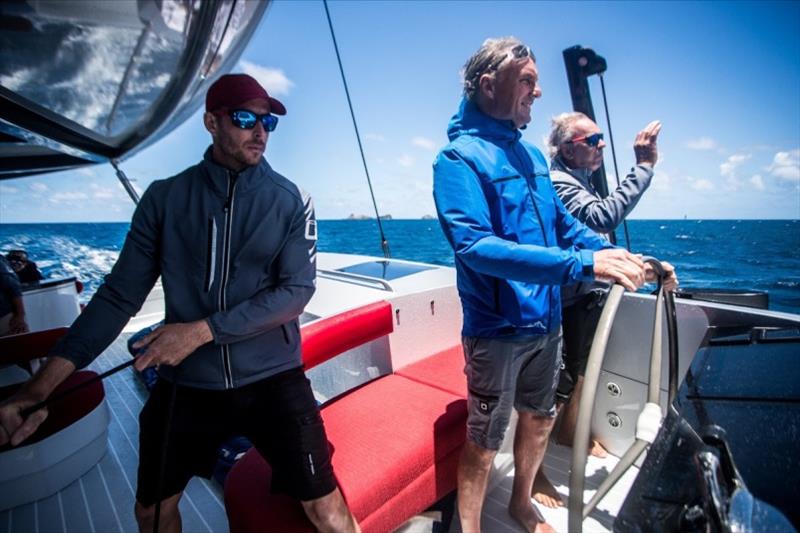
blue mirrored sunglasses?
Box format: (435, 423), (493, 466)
(567, 132), (604, 147)
(229, 109), (278, 132)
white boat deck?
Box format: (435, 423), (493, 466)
(1, 334), (636, 533)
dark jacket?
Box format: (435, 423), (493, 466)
(550, 154), (653, 306)
(53, 148), (317, 389)
(433, 98), (613, 338)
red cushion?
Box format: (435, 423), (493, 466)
(395, 345), (467, 398)
(0, 327), (69, 367)
(225, 374), (467, 533)
(0, 371), (104, 451)
(301, 301), (393, 370)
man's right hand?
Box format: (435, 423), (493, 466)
(593, 249), (646, 291)
(0, 392), (49, 447)
(633, 120), (662, 166)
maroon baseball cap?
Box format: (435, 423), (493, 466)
(205, 73), (286, 115)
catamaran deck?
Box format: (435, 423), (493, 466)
(1, 334), (635, 533)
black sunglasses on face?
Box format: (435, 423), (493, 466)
(229, 109), (279, 132)
(566, 132), (604, 147)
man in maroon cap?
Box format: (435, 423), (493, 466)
(0, 74), (361, 532)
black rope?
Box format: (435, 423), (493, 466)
(22, 359), (136, 417)
(598, 74), (631, 251)
(322, 0), (390, 258)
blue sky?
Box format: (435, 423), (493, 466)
(1, 0), (799, 222)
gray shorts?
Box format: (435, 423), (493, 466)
(462, 330), (562, 450)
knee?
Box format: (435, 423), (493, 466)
(460, 440), (498, 471)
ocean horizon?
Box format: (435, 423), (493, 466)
(1, 219), (798, 313)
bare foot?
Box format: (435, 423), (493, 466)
(508, 501), (554, 533)
(590, 439), (608, 458)
(531, 469), (564, 508)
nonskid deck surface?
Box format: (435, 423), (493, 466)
(475, 445), (636, 533)
(1, 335), (634, 533)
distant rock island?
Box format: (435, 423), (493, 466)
(346, 213), (393, 220)
(421, 214), (435, 220)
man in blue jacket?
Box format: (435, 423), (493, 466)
(433, 38), (648, 532)
(0, 74), (360, 533)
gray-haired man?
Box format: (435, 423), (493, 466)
(530, 112), (676, 508)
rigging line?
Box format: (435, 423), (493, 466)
(322, 0), (390, 258)
(598, 73), (631, 251)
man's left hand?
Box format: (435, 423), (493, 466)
(132, 320), (214, 371)
(645, 260), (679, 292)
(634, 120), (662, 166)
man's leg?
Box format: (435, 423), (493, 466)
(457, 440), (498, 531)
(508, 411), (555, 533)
(134, 492), (182, 533)
(301, 487), (361, 533)
(555, 376), (607, 457)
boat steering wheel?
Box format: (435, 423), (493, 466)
(567, 257), (678, 532)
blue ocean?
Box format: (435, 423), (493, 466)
(1, 220), (798, 313)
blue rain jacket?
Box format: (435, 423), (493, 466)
(433, 98), (614, 337)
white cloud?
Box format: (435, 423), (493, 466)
(768, 149), (800, 182)
(397, 154), (415, 168)
(720, 153), (751, 178)
(689, 177), (714, 191)
(685, 137), (717, 150)
(411, 136), (437, 151)
(49, 191), (89, 203)
(366, 133), (385, 142)
(0, 185), (19, 194)
(90, 183), (117, 199)
(750, 174), (765, 190)
(239, 60), (294, 96)
(29, 182), (49, 193)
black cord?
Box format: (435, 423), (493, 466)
(22, 359), (136, 418)
(598, 74), (631, 251)
(322, 0), (390, 258)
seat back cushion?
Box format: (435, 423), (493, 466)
(395, 344), (467, 399)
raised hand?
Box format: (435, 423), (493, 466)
(633, 120), (662, 166)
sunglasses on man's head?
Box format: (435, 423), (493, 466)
(229, 109), (279, 132)
(567, 132), (604, 147)
(488, 43), (533, 72)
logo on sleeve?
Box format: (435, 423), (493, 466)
(305, 220), (318, 240)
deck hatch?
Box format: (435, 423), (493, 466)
(336, 260), (435, 281)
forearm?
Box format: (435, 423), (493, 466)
(579, 165), (653, 232)
(458, 236), (594, 285)
(23, 356), (76, 401)
(208, 284), (314, 344)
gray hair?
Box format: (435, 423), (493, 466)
(462, 37), (535, 101)
(547, 112), (589, 157)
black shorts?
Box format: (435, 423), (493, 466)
(556, 291), (605, 402)
(136, 367), (336, 506)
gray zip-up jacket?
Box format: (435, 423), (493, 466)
(52, 148), (317, 389)
(551, 154), (653, 306)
